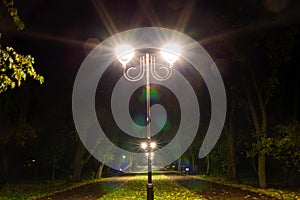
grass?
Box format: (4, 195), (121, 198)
(0, 176), (127, 200)
(2, 173), (299, 200)
(100, 174), (206, 200)
(194, 175), (300, 200)
(0, 179), (93, 200)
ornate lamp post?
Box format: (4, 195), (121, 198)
(115, 43), (180, 200)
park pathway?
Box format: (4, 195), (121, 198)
(165, 173), (276, 200)
(37, 177), (128, 200)
(39, 172), (277, 200)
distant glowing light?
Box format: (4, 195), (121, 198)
(160, 43), (181, 66)
(141, 142), (148, 149)
(150, 142), (157, 149)
(115, 45), (134, 66)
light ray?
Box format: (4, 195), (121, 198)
(198, 7), (300, 46)
(130, 10), (146, 28)
(91, 0), (118, 36)
(175, 0), (197, 32)
(2, 5), (299, 55)
(3, 27), (84, 47)
(138, 0), (162, 27)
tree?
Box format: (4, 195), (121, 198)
(244, 70), (269, 188)
(72, 139), (92, 181)
(187, 138), (201, 173)
(225, 116), (236, 180)
(249, 120), (300, 187)
(242, 27), (298, 188)
(0, 46), (44, 93)
(0, 84), (37, 183)
(0, 0), (44, 93)
(94, 139), (115, 178)
(0, 0), (43, 184)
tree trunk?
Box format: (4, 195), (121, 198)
(258, 153), (266, 188)
(177, 158), (181, 171)
(254, 74), (268, 189)
(251, 157), (258, 176)
(245, 75), (267, 188)
(294, 69), (299, 118)
(206, 155), (210, 176)
(283, 167), (289, 188)
(288, 168), (295, 188)
(226, 121), (236, 180)
(191, 155), (196, 173)
(72, 141), (86, 181)
(0, 145), (8, 184)
(51, 161), (56, 181)
(95, 163), (104, 178)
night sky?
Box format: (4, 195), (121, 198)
(1, 0), (300, 180)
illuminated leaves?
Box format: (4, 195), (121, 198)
(0, 0), (43, 93)
(2, 0), (25, 30)
(0, 46), (44, 93)
(101, 175), (204, 200)
(195, 175), (300, 200)
(248, 120), (300, 170)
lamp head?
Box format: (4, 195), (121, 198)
(141, 142), (148, 150)
(115, 44), (134, 66)
(150, 142), (157, 149)
(160, 43), (181, 66)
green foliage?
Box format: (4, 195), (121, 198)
(264, 28), (298, 66)
(2, 0), (24, 31)
(0, 46), (44, 93)
(248, 120), (300, 171)
(0, 179), (101, 200)
(196, 175), (300, 200)
(271, 120), (300, 169)
(0, 0), (44, 93)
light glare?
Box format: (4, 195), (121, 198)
(160, 43), (181, 66)
(141, 142), (148, 149)
(150, 142), (157, 149)
(115, 44), (134, 66)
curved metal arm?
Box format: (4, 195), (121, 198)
(122, 58), (145, 81)
(150, 57), (172, 81)
(121, 54), (173, 82)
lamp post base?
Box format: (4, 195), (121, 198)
(147, 183), (153, 200)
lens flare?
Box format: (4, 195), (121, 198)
(160, 43), (181, 66)
(115, 44), (134, 66)
(139, 88), (160, 103)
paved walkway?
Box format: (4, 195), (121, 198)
(39, 172), (277, 200)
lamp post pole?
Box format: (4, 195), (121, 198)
(145, 53), (153, 200)
(115, 43), (180, 200)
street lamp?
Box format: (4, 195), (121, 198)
(115, 43), (180, 200)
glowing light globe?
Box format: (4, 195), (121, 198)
(115, 45), (134, 66)
(160, 43), (181, 66)
(141, 142), (148, 149)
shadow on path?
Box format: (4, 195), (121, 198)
(38, 179), (127, 200)
(166, 173), (277, 200)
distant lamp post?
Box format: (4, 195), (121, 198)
(115, 43), (180, 200)
(140, 140), (156, 199)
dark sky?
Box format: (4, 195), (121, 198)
(2, 0), (300, 129)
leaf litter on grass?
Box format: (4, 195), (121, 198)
(99, 174), (206, 200)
